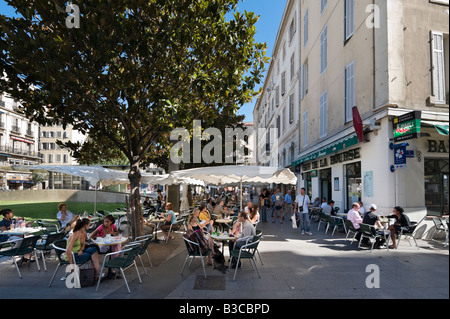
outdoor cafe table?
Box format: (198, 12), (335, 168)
(0, 227), (44, 237)
(94, 236), (128, 278)
(211, 233), (235, 256)
(214, 219), (233, 232)
(147, 217), (165, 243)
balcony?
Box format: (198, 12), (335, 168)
(0, 144), (40, 158)
(11, 125), (21, 134)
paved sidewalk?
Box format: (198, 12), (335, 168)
(0, 217), (448, 300)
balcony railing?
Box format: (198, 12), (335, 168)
(0, 144), (39, 158)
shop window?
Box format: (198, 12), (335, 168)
(425, 159), (449, 216)
(346, 162), (361, 211)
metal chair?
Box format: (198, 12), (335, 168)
(48, 239), (90, 287)
(358, 223), (390, 253)
(432, 217), (449, 248)
(344, 219), (358, 244)
(180, 236), (213, 279)
(228, 236), (261, 281)
(95, 244), (142, 293)
(0, 235), (41, 278)
(123, 235), (153, 275)
(317, 212), (328, 231)
(36, 220), (60, 235)
(35, 231), (65, 271)
(255, 229), (264, 265)
(323, 214), (345, 236)
(397, 215), (426, 249)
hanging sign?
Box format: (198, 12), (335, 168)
(393, 111), (421, 142)
(394, 144), (407, 169)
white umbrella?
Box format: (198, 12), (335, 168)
(15, 165), (131, 213)
(171, 165), (297, 210)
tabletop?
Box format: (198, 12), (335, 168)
(0, 227), (44, 236)
(94, 236), (128, 246)
(211, 233), (235, 241)
(215, 219), (233, 224)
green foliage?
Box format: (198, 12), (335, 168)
(0, 0), (267, 168)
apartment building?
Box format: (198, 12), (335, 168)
(256, 0), (449, 216)
(253, 0), (301, 168)
(0, 93), (41, 190)
(39, 123), (87, 189)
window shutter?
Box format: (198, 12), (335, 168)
(431, 31), (446, 104)
(345, 62), (355, 122)
(345, 0), (355, 41)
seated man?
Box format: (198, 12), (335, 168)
(228, 212), (256, 268)
(347, 202), (363, 241)
(213, 200), (228, 219)
(362, 204), (388, 248)
(322, 200), (335, 216)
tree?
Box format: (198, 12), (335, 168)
(0, 0), (268, 238)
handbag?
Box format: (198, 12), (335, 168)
(79, 267), (96, 287)
(291, 214), (298, 229)
(298, 196), (305, 212)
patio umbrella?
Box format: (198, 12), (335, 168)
(15, 165), (131, 213)
(170, 165), (297, 210)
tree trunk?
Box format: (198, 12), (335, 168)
(128, 163), (143, 240)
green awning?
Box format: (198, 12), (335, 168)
(292, 133), (359, 167)
(435, 124), (449, 136)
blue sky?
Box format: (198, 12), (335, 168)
(0, 0), (287, 122)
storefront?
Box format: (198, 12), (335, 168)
(293, 110), (449, 216)
(293, 133), (362, 212)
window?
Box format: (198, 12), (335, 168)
(320, 25), (328, 74)
(301, 61), (308, 99)
(289, 94), (294, 124)
(344, 0), (355, 41)
(320, 91), (328, 137)
(344, 61), (355, 123)
(321, 0), (328, 14)
(282, 107), (287, 133)
(275, 86), (280, 106)
(289, 13), (297, 44)
(302, 110), (308, 147)
(48, 154), (53, 163)
(281, 71), (286, 96)
(290, 53), (295, 80)
(303, 9), (309, 47)
(430, 31), (447, 104)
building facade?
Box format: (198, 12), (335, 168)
(39, 123), (87, 189)
(0, 92), (41, 190)
(255, 0), (449, 217)
(253, 0), (301, 169)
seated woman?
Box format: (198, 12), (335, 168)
(160, 202), (179, 241)
(198, 205), (214, 234)
(248, 205), (260, 225)
(89, 215), (121, 256)
(66, 218), (101, 280)
(186, 208), (215, 265)
(387, 206), (410, 249)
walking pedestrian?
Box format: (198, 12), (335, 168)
(294, 188), (312, 235)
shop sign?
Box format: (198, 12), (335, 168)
(394, 144), (407, 169)
(427, 140), (449, 153)
(302, 148), (361, 172)
(393, 111), (421, 142)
